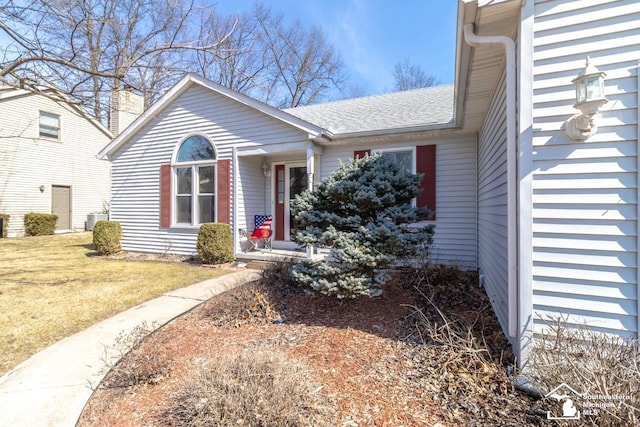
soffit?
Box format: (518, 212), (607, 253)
(458, 0), (521, 132)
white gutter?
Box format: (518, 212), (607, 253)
(317, 121), (455, 143)
(463, 23), (518, 338)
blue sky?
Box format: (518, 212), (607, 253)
(0, 1), (458, 97)
(215, 0), (458, 96)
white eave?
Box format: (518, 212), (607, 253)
(454, 0), (521, 132)
(98, 73), (328, 159)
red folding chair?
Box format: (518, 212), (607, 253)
(240, 215), (273, 252)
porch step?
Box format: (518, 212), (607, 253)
(235, 249), (305, 270)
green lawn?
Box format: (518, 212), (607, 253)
(0, 233), (231, 375)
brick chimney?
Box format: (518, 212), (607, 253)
(109, 87), (144, 135)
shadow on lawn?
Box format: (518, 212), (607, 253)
(75, 243), (100, 257)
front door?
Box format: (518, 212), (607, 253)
(274, 163), (307, 241)
(51, 185), (71, 230)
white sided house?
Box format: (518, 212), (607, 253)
(99, 0), (640, 366)
(0, 88), (112, 236)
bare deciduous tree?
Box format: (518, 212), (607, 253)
(193, 10), (266, 96)
(194, 4), (345, 108)
(254, 5), (344, 108)
(0, 0), (229, 120)
(0, 0), (345, 121)
(392, 58), (439, 91)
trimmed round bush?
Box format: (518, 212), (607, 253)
(93, 220), (122, 255)
(24, 212), (58, 236)
(197, 223), (234, 264)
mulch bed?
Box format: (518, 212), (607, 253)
(78, 265), (545, 426)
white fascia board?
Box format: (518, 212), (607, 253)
(236, 140), (321, 156)
(317, 121), (456, 144)
(98, 73), (327, 159)
(454, 0), (476, 129)
(189, 74), (327, 137)
(97, 73), (195, 159)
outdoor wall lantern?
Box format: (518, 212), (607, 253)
(261, 160), (271, 177)
(566, 57), (608, 140)
(39, 185), (45, 193)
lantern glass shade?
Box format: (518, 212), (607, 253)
(573, 57), (607, 112)
(566, 58), (608, 140)
(575, 74), (605, 105)
(587, 76), (604, 100)
(576, 80), (587, 104)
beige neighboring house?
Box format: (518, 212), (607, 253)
(0, 87), (113, 236)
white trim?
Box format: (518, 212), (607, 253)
(517, 0), (535, 367)
(172, 163), (217, 227)
(463, 23), (518, 339)
(38, 110), (61, 141)
(232, 147), (239, 255)
(327, 122), (454, 140)
(171, 133), (218, 228)
(284, 162), (307, 241)
(373, 146), (418, 208)
(171, 132), (218, 164)
(98, 73), (325, 159)
(236, 140), (318, 157)
(637, 61), (640, 338)
(373, 146), (417, 174)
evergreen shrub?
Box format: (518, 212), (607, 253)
(24, 213), (58, 236)
(93, 220), (122, 255)
(197, 223), (234, 264)
(290, 154), (435, 298)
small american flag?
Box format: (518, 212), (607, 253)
(254, 215), (271, 229)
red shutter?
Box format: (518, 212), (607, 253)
(354, 149), (371, 159)
(160, 164), (171, 227)
(416, 145), (436, 217)
(217, 159), (231, 224)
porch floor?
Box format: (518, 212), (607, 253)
(235, 248), (307, 263)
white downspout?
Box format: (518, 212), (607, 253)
(232, 147), (239, 255)
(306, 146), (315, 259)
(637, 61), (640, 338)
(463, 23), (518, 338)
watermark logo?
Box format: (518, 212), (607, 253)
(545, 383), (582, 420)
(544, 383), (631, 420)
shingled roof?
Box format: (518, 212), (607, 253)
(283, 84), (454, 136)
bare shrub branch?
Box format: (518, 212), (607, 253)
(163, 347), (330, 426)
(530, 316), (640, 426)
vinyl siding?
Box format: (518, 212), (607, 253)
(477, 67), (509, 337)
(0, 93), (110, 236)
(531, 0), (640, 336)
(110, 85), (309, 255)
(237, 155), (268, 231)
(318, 136), (478, 268)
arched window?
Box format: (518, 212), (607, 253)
(173, 135), (217, 225)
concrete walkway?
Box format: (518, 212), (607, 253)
(0, 269), (261, 427)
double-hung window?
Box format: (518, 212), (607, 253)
(375, 147), (415, 174)
(355, 145), (435, 214)
(39, 111), (60, 139)
(173, 135), (216, 226)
